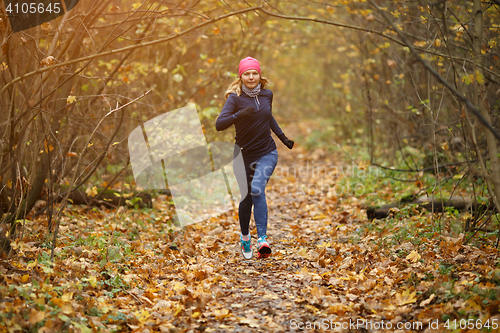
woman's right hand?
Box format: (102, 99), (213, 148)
(236, 106), (255, 118)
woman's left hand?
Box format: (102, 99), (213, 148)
(277, 133), (294, 149)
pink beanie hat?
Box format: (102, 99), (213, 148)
(238, 57), (261, 77)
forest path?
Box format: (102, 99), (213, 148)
(166, 122), (385, 333)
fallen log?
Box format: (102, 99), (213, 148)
(38, 186), (154, 212)
(65, 188), (153, 209)
(366, 195), (489, 220)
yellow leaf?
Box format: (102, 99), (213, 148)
(395, 288), (417, 305)
(406, 250), (421, 263)
(44, 139), (54, 153)
(135, 309), (150, 324)
(73, 322), (92, 333)
(85, 186), (98, 198)
(61, 303), (73, 314)
(214, 308), (231, 319)
(173, 282), (184, 293)
(51, 298), (64, 307)
(28, 309), (45, 324)
(62, 292), (73, 302)
(475, 70), (484, 84)
(88, 275), (97, 287)
(317, 241), (331, 248)
(173, 304), (183, 316)
(67, 95), (77, 104)
(462, 74), (473, 85)
(380, 42), (391, 49)
(21, 275), (30, 283)
(304, 304), (319, 313)
(466, 300), (481, 312)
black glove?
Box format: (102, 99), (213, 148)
(277, 133), (294, 149)
(236, 106), (255, 119)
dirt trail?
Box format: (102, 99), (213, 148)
(166, 129), (373, 332)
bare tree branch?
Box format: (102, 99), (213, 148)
(368, 0), (500, 142)
(256, 7), (500, 80)
(0, 6), (264, 96)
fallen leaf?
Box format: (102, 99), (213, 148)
(61, 292), (73, 302)
(135, 309), (150, 325)
(28, 309), (45, 324)
(406, 250), (421, 263)
(238, 317), (259, 328)
(214, 308), (231, 319)
(419, 293), (435, 307)
(395, 288), (417, 306)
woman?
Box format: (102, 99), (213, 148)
(215, 57), (294, 259)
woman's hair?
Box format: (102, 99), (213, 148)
(224, 76), (269, 99)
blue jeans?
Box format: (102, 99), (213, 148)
(236, 149), (278, 239)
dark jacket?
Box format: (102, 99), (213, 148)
(216, 88), (284, 163)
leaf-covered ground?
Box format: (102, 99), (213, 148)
(1, 122), (500, 333)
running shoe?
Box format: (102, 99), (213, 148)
(240, 234), (253, 260)
(257, 235), (271, 259)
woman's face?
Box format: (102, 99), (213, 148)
(241, 69), (260, 89)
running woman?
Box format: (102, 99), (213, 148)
(215, 57), (294, 259)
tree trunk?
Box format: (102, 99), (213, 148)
(473, 0), (500, 201)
